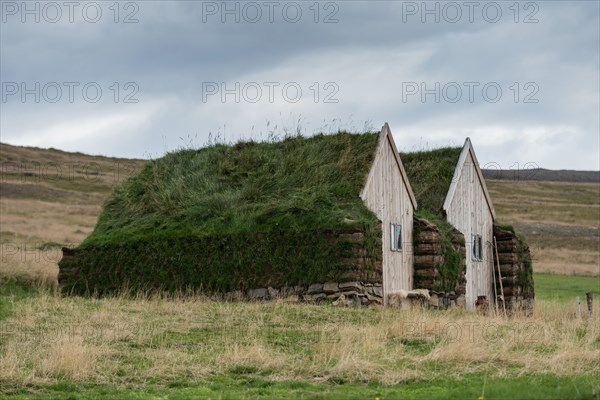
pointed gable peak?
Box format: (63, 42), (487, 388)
(443, 137), (496, 219)
(362, 123), (417, 209)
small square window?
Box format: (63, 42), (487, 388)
(390, 223), (402, 252)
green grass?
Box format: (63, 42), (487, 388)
(85, 132), (381, 246)
(1, 374), (597, 399)
(534, 273), (599, 302)
(0, 280), (39, 321)
(401, 147), (462, 215)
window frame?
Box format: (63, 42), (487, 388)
(390, 223), (402, 252)
(472, 234), (483, 261)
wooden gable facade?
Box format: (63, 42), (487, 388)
(443, 138), (496, 310)
(361, 124), (417, 304)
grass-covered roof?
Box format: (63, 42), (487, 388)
(400, 147), (462, 216)
(83, 132), (381, 247)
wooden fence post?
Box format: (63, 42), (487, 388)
(586, 292), (593, 320)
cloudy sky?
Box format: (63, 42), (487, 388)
(1, 0), (599, 170)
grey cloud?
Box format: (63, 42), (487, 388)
(1, 0), (598, 169)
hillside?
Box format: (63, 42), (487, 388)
(0, 143), (145, 241)
(0, 143), (146, 285)
(483, 168), (599, 183)
(486, 179), (599, 276)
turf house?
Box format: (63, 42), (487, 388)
(59, 123), (417, 306)
(59, 124), (533, 312)
(401, 139), (534, 312)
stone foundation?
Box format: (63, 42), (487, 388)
(227, 283), (472, 311)
(387, 289), (466, 310)
(224, 281), (384, 306)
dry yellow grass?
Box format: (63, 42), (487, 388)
(487, 180), (600, 228)
(487, 179), (599, 276)
(0, 198), (99, 244)
(0, 246), (59, 289)
(38, 336), (100, 380)
(0, 293), (598, 388)
(533, 249), (599, 276)
(0, 197), (99, 287)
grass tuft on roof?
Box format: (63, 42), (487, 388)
(83, 131), (381, 247)
(401, 147), (462, 216)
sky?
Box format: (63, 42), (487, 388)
(1, 0), (599, 170)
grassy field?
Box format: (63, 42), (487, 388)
(487, 179), (599, 276)
(0, 142), (599, 399)
(1, 282), (598, 399)
(533, 273), (599, 302)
